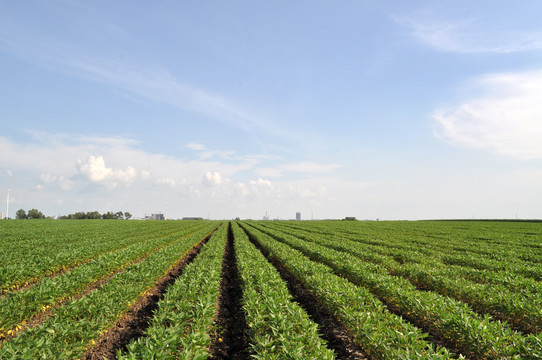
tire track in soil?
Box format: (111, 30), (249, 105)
(83, 226), (220, 360)
(209, 222), (250, 360)
(240, 223), (368, 360)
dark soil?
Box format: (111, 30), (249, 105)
(209, 222), (250, 360)
(240, 223), (369, 360)
(83, 227), (219, 360)
(251, 224), (464, 358)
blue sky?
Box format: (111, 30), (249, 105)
(2, 1), (542, 220)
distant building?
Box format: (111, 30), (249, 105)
(296, 212), (301, 221)
(146, 213), (165, 220)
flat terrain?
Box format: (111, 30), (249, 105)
(0, 219), (541, 359)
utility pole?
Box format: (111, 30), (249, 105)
(6, 189), (10, 219)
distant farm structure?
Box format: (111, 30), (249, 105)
(145, 213), (165, 220)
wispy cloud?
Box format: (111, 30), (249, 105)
(434, 69), (542, 159)
(255, 161), (342, 178)
(65, 58), (284, 135)
(0, 15), (284, 136)
(186, 142), (236, 160)
(186, 142), (207, 151)
(393, 12), (542, 54)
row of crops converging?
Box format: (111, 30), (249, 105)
(0, 219), (541, 359)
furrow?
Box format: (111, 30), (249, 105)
(241, 223), (368, 360)
(209, 223), (250, 359)
(84, 226), (219, 360)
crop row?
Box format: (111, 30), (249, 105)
(0, 222), (209, 341)
(275, 220), (542, 266)
(0, 220), (205, 293)
(0, 223), (220, 359)
(2, 219), (540, 359)
(272, 221), (542, 299)
(239, 222), (454, 359)
(117, 223), (227, 359)
(266, 222), (542, 334)
(249, 221), (542, 359)
(231, 221), (336, 359)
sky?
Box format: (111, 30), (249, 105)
(1, 1), (542, 220)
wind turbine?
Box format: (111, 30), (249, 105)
(6, 189), (10, 219)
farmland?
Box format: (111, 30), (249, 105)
(0, 220), (541, 359)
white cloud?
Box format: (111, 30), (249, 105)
(40, 173), (74, 190)
(434, 69), (542, 159)
(156, 177), (180, 187)
(141, 170), (151, 179)
(202, 171), (226, 187)
(393, 12), (542, 53)
(78, 156), (111, 182)
(0, 131), (350, 219)
(251, 178), (272, 187)
(235, 178), (274, 197)
(77, 155), (137, 185)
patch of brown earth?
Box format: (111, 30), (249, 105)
(209, 222), (250, 360)
(240, 223), (369, 360)
(83, 227), (219, 360)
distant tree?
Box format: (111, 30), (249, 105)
(58, 210), (132, 220)
(74, 211), (87, 219)
(28, 209), (45, 219)
(86, 211), (101, 219)
(102, 211), (116, 219)
(16, 209), (27, 219)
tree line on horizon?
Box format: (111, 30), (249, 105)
(15, 209), (132, 220)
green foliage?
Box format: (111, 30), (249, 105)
(14, 208), (44, 219)
(0, 222), (221, 358)
(240, 222), (454, 359)
(250, 220), (542, 359)
(15, 209), (27, 219)
(2, 219), (541, 358)
(118, 224), (227, 359)
(231, 222), (335, 359)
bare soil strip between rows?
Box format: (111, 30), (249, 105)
(241, 225), (369, 360)
(83, 226), (220, 360)
(256, 226), (463, 358)
(209, 222), (250, 360)
(281, 225), (536, 336)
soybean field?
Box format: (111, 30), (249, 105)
(0, 219), (541, 359)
